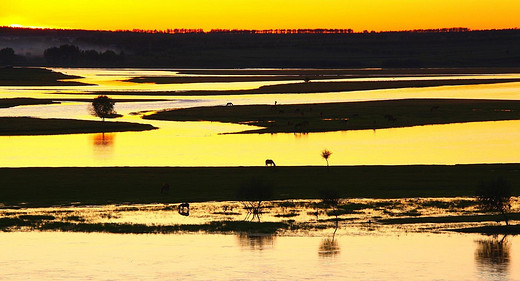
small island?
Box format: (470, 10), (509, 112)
(144, 98), (520, 134)
(0, 67), (91, 86)
(0, 117), (156, 136)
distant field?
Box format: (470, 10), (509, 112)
(126, 75), (349, 84)
(175, 67), (520, 76)
(0, 98), (59, 108)
(0, 117), (156, 136)
(0, 67), (90, 86)
(1, 164), (520, 207)
(127, 67), (520, 84)
(145, 98), (520, 133)
(109, 78), (520, 96)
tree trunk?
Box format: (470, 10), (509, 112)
(500, 209), (509, 226)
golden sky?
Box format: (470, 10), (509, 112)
(0, 0), (519, 32)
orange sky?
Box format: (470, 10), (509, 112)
(0, 0), (519, 32)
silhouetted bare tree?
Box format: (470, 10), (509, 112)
(476, 178), (512, 226)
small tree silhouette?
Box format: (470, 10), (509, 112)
(476, 178), (512, 226)
(321, 149), (332, 166)
(237, 177), (274, 222)
(319, 189), (341, 237)
(319, 189), (340, 220)
(90, 95), (116, 121)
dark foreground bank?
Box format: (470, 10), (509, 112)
(1, 164), (519, 207)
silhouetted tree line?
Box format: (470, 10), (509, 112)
(1, 27), (520, 68)
(208, 29), (354, 34)
(0, 47), (26, 66)
(43, 45), (124, 66)
(1, 25), (485, 35)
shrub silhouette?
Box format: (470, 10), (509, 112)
(476, 178), (512, 226)
(321, 149), (332, 166)
(237, 177), (274, 221)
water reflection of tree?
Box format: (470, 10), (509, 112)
(237, 233), (275, 251)
(92, 133), (114, 147)
(318, 212), (341, 257)
(475, 235), (510, 274)
(319, 237), (340, 257)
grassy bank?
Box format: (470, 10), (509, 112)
(1, 164), (520, 207)
(128, 68), (520, 84)
(0, 98), (59, 108)
(0, 67), (90, 86)
(175, 68), (520, 76)
(126, 75), (350, 84)
(145, 98), (520, 133)
(55, 78), (520, 97)
(180, 78), (520, 95)
(0, 117), (156, 136)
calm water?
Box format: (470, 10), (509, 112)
(1, 199), (519, 280)
(2, 68), (520, 280)
(0, 231), (518, 280)
(2, 68), (520, 166)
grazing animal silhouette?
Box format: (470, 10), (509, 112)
(384, 114), (397, 122)
(161, 183), (170, 194)
(178, 203), (190, 216)
(265, 159), (276, 166)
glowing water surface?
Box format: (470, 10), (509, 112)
(0, 231), (518, 280)
(0, 117), (519, 167)
(2, 68), (520, 166)
(1, 198), (519, 280)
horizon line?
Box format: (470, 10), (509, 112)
(3, 25), (519, 35)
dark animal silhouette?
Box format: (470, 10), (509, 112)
(265, 159), (276, 166)
(178, 203), (190, 216)
(161, 183), (170, 194)
(384, 114), (397, 122)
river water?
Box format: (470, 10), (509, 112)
(2, 68), (520, 280)
(0, 231), (518, 280)
(1, 68), (520, 166)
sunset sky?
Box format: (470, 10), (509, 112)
(0, 0), (519, 32)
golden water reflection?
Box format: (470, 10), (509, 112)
(92, 133), (115, 147)
(475, 236), (511, 274)
(1, 232), (517, 280)
(2, 120), (520, 166)
(3, 68), (520, 167)
(318, 238), (341, 257)
(237, 233), (276, 251)
(2, 197), (518, 234)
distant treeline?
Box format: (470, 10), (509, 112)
(0, 26), (479, 34)
(1, 27), (519, 68)
(43, 45), (124, 66)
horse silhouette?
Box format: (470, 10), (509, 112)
(265, 159), (276, 166)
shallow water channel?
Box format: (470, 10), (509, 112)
(1, 198), (519, 280)
(1, 231), (519, 280)
(2, 68), (520, 279)
(2, 68), (520, 166)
